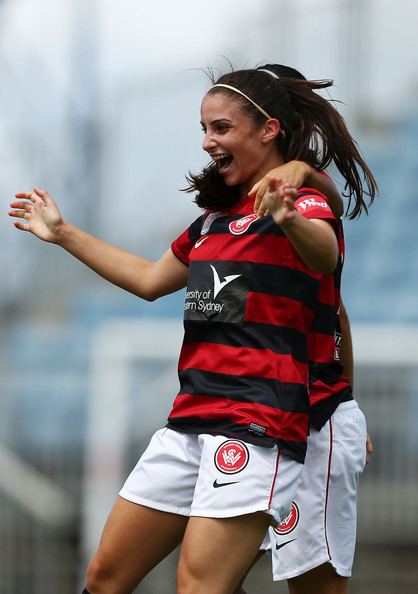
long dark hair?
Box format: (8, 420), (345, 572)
(185, 64), (377, 219)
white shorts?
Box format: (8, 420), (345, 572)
(267, 400), (367, 580)
(119, 428), (303, 524)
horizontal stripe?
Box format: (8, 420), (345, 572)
(310, 303), (336, 335)
(308, 331), (336, 363)
(249, 263), (320, 307)
(190, 233), (316, 274)
(178, 342), (307, 384)
(316, 276), (335, 305)
(310, 385), (352, 415)
(183, 320), (308, 363)
(309, 361), (346, 387)
(187, 260), (320, 307)
(166, 419), (307, 462)
(178, 368), (309, 413)
(245, 292), (315, 333)
(168, 394), (309, 443)
(204, 215), (285, 237)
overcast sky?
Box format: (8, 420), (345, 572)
(3, 0), (418, 118)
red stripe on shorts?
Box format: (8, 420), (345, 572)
(324, 418), (333, 560)
(268, 448), (282, 509)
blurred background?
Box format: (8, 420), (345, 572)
(1, 0), (417, 592)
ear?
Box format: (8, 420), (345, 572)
(260, 118), (281, 144)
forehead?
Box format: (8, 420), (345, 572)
(200, 91), (245, 122)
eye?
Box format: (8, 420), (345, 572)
(214, 122), (231, 133)
(201, 124), (207, 133)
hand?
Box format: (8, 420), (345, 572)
(9, 187), (64, 243)
(249, 160), (311, 216)
(260, 178), (298, 226)
(366, 434), (374, 464)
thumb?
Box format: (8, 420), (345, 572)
(248, 181), (260, 198)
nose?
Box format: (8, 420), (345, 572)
(202, 130), (216, 153)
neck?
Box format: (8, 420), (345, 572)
(240, 154), (285, 196)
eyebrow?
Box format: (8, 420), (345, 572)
(200, 118), (232, 127)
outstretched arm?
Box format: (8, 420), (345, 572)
(9, 187), (188, 301)
(262, 178), (338, 274)
(249, 160), (344, 218)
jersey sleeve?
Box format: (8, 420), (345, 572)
(171, 214), (204, 266)
(294, 188), (337, 228)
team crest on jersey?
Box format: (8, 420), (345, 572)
(273, 502), (299, 535)
(229, 213), (258, 235)
(214, 440), (249, 474)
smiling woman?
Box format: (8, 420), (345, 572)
(200, 91), (283, 194)
(8, 63), (376, 594)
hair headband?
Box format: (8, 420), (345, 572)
(257, 68), (280, 80)
(210, 83), (273, 120)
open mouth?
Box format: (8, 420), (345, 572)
(213, 154), (233, 175)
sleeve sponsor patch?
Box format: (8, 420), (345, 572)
(295, 196), (332, 214)
(295, 191), (335, 221)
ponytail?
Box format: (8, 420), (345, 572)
(185, 64), (377, 218)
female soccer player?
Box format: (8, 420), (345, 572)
(231, 65), (376, 594)
(9, 64), (375, 594)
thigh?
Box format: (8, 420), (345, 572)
(88, 496), (188, 593)
(288, 562), (348, 594)
(178, 513), (271, 594)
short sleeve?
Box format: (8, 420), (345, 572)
(171, 214), (204, 266)
(294, 188), (336, 226)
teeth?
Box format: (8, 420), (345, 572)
(212, 154), (230, 161)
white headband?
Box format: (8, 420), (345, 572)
(210, 83), (273, 120)
(257, 68), (280, 80)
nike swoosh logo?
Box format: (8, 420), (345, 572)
(210, 265), (241, 298)
(213, 479), (239, 488)
(194, 236), (209, 248)
(276, 539), (296, 550)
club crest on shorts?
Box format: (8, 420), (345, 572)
(214, 440), (249, 474)
(273, 502), (299, 535)
(229, 214), (258, 235)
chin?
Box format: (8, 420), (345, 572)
(222, 175), (238, 187)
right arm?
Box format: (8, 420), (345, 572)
(9, 187), (188, 301)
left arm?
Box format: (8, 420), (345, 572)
(263, 178), (338, 274)
(250, 160), (344, 218)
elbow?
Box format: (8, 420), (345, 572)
(140, 290), (159, 302)
(310, 262), (336, 274)
(309, 252), (338, 274)
(129, 285), (160, 302)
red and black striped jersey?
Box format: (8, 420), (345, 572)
(307, 218), (353, 429)
(168, 190), (335, 463)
